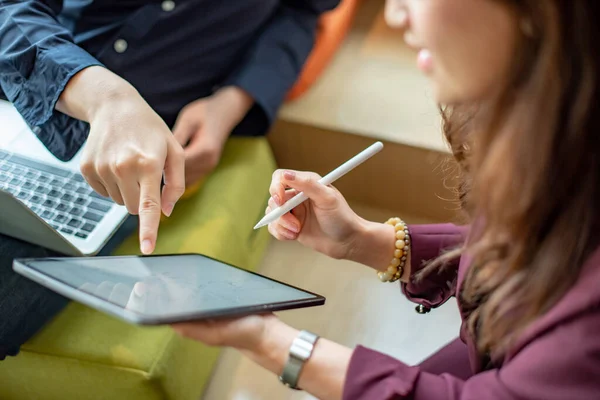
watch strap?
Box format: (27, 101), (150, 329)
(279, 330), (319, 390)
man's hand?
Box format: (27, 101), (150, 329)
(173, 87), (253, 187)
(57, 66), (186, 255)
(82, 98), (185, 254)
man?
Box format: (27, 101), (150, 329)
(0, 0), (339, 358)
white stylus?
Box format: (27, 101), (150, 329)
(253, 141), (384, 230)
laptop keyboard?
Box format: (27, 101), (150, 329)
(0, 150), (114, 240)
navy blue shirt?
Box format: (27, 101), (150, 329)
(0, 0), (339, 161)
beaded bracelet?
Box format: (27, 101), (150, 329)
(377, 217), (410, 283)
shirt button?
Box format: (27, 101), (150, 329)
(32, 127), (41, 134)
(161, 0), (175, 12)
(415, 304), (431, 314)
(113, 39), (128, 54)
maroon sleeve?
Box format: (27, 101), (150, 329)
(401, 224), (468, 309)
(343, 311), (600, 400)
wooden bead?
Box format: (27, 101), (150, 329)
(378, 217), (410, 284)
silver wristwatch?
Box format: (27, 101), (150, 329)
(279, 330), (320, 390)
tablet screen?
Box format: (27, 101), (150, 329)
(21, 254), (322, 321)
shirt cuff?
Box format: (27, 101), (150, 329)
(343, 346), (420, 400)
(223, 63), (293, 137)
(3, 44), (103, 161)
(401, 224), (466, 309)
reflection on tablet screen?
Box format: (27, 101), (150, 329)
(27, 255), (317, 317)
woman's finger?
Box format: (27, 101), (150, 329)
(268, 221), (298, 241)
(279, 170), (338, 209)
(269, 169), (289, 207)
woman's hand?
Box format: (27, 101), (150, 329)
(173, 313), (352, 400)
(266, 170), (366, 260)
(267, 169), (400, 271)
(172, 313), (278, 351)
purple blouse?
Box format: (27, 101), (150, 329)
(343, 224), (600, 399)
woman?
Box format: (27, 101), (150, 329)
(173, 0), (600, 399)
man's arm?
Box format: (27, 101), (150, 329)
(0, 1), (185, 254)
(222, 0), (341, 136)
(0, 0), (103, 161)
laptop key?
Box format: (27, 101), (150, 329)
(38, 174), (50, 184)
(61, 193), (74, 203)
(31, 206), (41, 214)
(12, 167), (25, 176)
(56, 203), (69, 212)
(0, 150), (7, 160)
(9, 178), (21, 186)
(24, 170), (38, 179)
(63, 182), (76, 191)
(89, 191), (112, 202)
(88, 201), (111, 213)
(22, 180), (35, 190)
(75, 232), (88, 239)
(81, 223), (96, 233)
(5, 187), (17, 195)
(41, 210), (54, 220)
(67, 218), (82, 228)
(76, 186), (90, 195)
(47, 189), (61, 198)
(35, 185), (49, 194)
(72, 174), (85, 182)
(43, 199), (56, 208)
(74, 197), (88, 206)
(60, 227), (74, 235)
(0, 176), (8, 183)
(69, 206), (84, 216)
(0, 164), (11, 172)
(9, 154), (71, 178)
(16, 191), (30, 200)
(51, 224), (60, 230)
(29, 195), (43, 204)
(53, 214), (68, 224)
(83, 211), (103, 223)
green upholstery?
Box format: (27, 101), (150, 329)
(0, 137), (276, 400)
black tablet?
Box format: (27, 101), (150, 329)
(13, 254), (325, 325)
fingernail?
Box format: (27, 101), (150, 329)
(273, 195), (281, 206)
(283, 170), (296, 180)
(285, 223), (300, 233)
(164, 202), (175, 217)
(141, 240), (153, 255)
(283, 229), (297, 240)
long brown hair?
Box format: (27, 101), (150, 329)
(431, 1), (600, 358)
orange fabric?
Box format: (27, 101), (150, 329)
(286, 0), (360, 101)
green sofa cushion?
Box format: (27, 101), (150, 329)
(0, 137), (276, 400)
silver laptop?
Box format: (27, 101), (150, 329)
(0, 100), (129, 256)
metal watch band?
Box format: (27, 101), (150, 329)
(279, 330), (319, 390)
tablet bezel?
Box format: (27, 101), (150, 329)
(13, 253), (325, 325)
